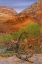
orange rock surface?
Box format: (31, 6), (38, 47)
(0, 0), (42, 33)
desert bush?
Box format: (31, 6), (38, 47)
(24, 22), (40, 37)
(0, 34), (13, 42)
(12, 31), (18, 40)
(0, 33), (13, 50)
(18, 27), (28, 41)
(17, 22), (40, 40)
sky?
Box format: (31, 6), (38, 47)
(0, 0), (37, 13)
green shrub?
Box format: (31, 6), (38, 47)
(12, 32), (18, 40)
(17, 22), (40, 40)
(1, 34), (13, 42)
(18, 27), (28, 41)
(24, 22), (40, 37)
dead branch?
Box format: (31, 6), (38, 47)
(15, 31), (28, 53)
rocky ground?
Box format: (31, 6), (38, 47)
(0, 54), (42, 64)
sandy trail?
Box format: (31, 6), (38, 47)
(0, 54), (42, 64)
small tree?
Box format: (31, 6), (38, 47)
(18, 27), (28, 41)
(24, 22), (40, 37)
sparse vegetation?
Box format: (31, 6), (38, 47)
(0, 22), (40, 49)
(0, 22), (41, 63)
